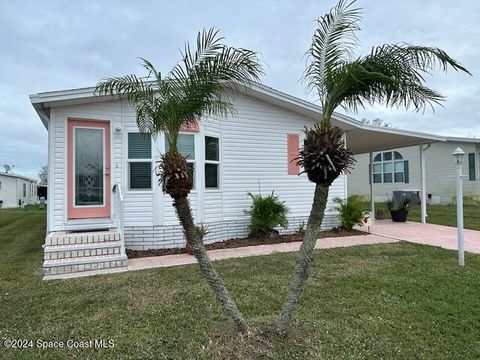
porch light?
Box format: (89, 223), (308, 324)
(452, 147), (465, 164)
(452, 147), (465, 266)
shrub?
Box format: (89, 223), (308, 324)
(297, 221), (306, 236)
(333, 196), (364, 230)
(386, 196), (411, 211)
(462, 195), (480, 206)
(246, 192), (289, 238)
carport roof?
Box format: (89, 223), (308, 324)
(30, 81), (446, 153)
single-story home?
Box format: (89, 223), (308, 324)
(348, 137), (480, 204)
(0, 172), (38, 208)
(30, 82), (447, 279)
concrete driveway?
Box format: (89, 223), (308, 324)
(367, 220), (480, 254)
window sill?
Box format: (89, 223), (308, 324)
(126, 190), (154, 194)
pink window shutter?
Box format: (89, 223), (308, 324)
(287, 134), (300, 175)
(180, 121), (200, 132)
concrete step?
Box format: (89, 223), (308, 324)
(43, 228), (127, 280)
(43, 254), (128, 279)
(44, 241), (122, 260)
(45, 230), (120, 246)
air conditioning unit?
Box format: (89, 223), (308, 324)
(392, 190), (421, 205)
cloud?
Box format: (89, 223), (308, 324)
(0, 0), (478, 179)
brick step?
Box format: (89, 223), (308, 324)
(45, 230), (120, 246)
(43, 254), (128, 279)
(44, 241), (123, 260)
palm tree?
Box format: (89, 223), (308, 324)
(277, 0), (470, 334)
(95, 28), (263, 332)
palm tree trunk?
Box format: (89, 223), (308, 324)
(277, 183), (329, 334)
(173, 195), (248, 332)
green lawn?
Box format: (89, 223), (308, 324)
(1, 208), (480, 359)
(375, 202), (480, 230)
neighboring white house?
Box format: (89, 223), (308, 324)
(30, 82), (444, 279)
(0, 172), (38, 208)
(348, 137), (480, 204)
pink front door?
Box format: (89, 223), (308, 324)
(67, 119), (111, 219)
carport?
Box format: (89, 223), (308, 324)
(339, 119), (447, 223)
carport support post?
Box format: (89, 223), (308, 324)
(369, 152), (375, 216)
(419, 144), (427, 224)
(453, 147), (466, 267)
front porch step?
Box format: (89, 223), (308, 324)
(43, 229), (127, 280)
(43, 254), (128, 279)
(44, 241), (122, 260)
(45, 230), (120, 246)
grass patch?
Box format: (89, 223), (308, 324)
(1, 208), (480, 358)
(369, 202), (480, 230)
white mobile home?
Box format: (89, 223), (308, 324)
(0, 172), (38, 208)
(30, 82), (442, 279)
(348, 138), (480, 204)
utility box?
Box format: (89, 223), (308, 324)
(393, 190), (421, 205)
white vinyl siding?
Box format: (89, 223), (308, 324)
(45, 90), (346, 232)
(220, 93), (344, 222)
(47, 101), (123, 231)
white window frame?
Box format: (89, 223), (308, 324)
(372, 151), (405, 184)
(204, 135), (220, 190)
(164, 132), (196, 190)
(127, 132), (153, 191)
(181, 133), (196, 191)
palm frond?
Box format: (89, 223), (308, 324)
(327, 43), (470, 114)
(139, 57), (160, 79)
(95, 74), (154, 104)
(95, 28), (263, 152)
(304, 0), (362, 104)
(168, 31), (263, 120)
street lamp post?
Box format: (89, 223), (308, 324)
(452, 147), (465, 266)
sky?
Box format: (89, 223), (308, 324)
(0, 0), (478, 180)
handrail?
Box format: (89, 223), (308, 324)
(113, 184), (126, 256)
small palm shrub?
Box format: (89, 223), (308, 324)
(296, 124), (356, 185)
(246, 192), (289, 238)
(386, 196), (411, 211)
(333, 195), (364, 230)
(156, 152), (193, 199)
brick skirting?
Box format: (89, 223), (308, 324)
(124, 213), (340, 250)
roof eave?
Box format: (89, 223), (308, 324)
(30, 100), (50, 130)
(29, 82), (447, 150)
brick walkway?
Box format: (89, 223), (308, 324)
(127, 221), (480, 272)
(367, 220), (480, 254)
(128, 234), (396, 271)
